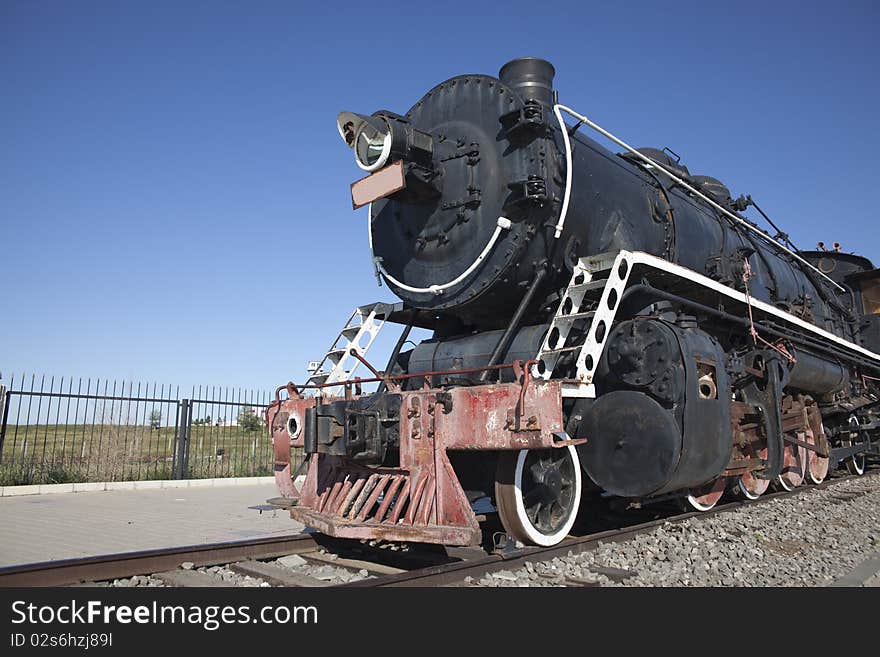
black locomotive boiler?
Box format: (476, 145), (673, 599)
(267, 58), (880, 547)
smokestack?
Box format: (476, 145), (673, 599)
(499, 57), (556, 106)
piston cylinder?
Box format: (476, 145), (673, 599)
(787, 348), (847, 394)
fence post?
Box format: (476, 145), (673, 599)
(172, 399), (192, 479)
(184, 399), (193, 478)
(0, 384), (7, 464)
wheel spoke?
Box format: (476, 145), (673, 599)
(522, 486), (546, 507)
(537, 503), (554, 529)
(528, 461), (546, 481)
(526, 503), (540, 523)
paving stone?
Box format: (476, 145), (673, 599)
(0, 484), (305, 567)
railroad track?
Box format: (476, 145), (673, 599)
(356, 468), (880, 587)
(1, 468), (875, 588)
(0, 531), (451, 588)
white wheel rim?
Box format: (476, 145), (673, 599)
(852, 455), (866, 475)
(738, 478), (762, 500)
(685, 493), (717, 511)
(776, 474), (796, 491)
(511, 446), (582, 546)
(845, 416), (866, 475)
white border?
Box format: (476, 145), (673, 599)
(624, 250), (880, 362)
(355, 128), (392, 172)
(543, 249), (878, 400)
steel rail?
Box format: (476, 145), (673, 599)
(0, 532), (319, 587)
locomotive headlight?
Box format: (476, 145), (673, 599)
(337, 111), (392, 172)
(287, 412), (302, 440)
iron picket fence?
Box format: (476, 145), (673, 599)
(0, 374), (298, 486)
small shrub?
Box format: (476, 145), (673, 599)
(237, 407), (263, 432)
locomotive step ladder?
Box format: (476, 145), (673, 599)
(533, 251), (631, 399)
(306, 304), (388, 393)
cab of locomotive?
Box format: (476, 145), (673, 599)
(802, 249), (880, 353)
(848, 267), (880, 353)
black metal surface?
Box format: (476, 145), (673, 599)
(376, 311), (415, 395)
(368, 63), (563, 326)
(171, 398), (191, 480)
(498, 57), (556, 107)
(582, 318), (731, 497)
(309, 392), (401, 463)
(322, 57), (880, 545)
(479, 266), (548, 382)
(618, 283), (879, 373)
(787, 348), (847, 394)
(830, 443), (872, 462)
(514, 448), (578, 535)
(359, 57), (872, 345)
(581, 390), (681, 497)
(739, 353), (786, 480)
(408, 323), (547, 386)
(858, 313), (880, 353)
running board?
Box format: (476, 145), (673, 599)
(533, 250), (880, 400)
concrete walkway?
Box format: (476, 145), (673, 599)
(831, 551), (880, 587)
(0, 484), (304, 567)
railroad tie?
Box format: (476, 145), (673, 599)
(229, 561), (332, 587)
(301, 550), (405, 576)
(154, 570), (227, 587)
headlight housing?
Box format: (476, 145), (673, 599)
(337, 112), (392, 172)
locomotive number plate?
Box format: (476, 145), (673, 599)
(350, 160), (406, 209)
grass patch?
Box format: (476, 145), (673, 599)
(1, 423), (275, 484)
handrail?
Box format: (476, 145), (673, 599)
(552, 103), (844, 293)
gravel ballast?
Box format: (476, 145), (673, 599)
(473, 473), (880, 587)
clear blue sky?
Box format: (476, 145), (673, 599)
(2, 1), (878, 392)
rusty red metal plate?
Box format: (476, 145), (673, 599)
(281, 379), (570, 546)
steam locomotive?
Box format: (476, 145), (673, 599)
(267, 58), (880, 547)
